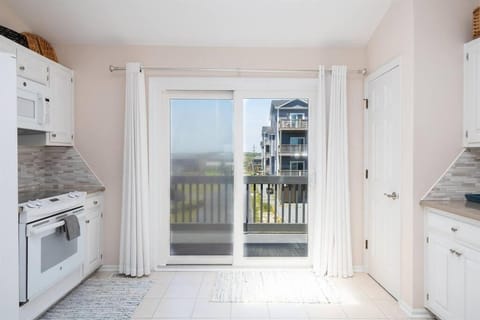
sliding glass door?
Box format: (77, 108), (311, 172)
(169, 92), (234, 260)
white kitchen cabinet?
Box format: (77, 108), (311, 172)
(47, 63), (74, 145)
(82, 192), (104, 277)
(0, 35), (17, 55)
(16, 46), (49, 86)
(425, 208), (480, 320)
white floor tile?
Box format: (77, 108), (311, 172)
(231, 303), (269, 319)
(149, 272), (176, 285)
(153, 298), (196, 318)
(192, 299), (231, 318)
(171, 272), (205, 285)
(268, 303), (308, 319)
(341, 302), (386, 319)
(163, 283), (201, 298)
(145, 283), (169, 298)
(304, 303), (346, 319)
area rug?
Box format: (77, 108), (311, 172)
(211, 270), (339, 303)
(40, 274), (153, 320)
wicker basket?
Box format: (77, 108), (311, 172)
(474, 7), (480, 39)
(22, 32), (58, 62)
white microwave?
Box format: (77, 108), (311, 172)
(17, 77), (50, 131)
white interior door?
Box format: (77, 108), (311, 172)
(366, 64), (401, 299)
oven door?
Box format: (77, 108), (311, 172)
(25, 208), (84, 301)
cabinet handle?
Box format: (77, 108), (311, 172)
(19, 65), (25, 71)
(450, 249), (456, 254)
(451, 227), (458, 232)
(23, 81), (27, 87)
(85, 220), (90, 224)
(51, 133), (57, 138)
(93, 201), (98, 205)
(455, 251), (463, 257)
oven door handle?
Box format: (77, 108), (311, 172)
(27, 221), (65, 237)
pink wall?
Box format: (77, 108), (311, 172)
(367, 0), (476, 310)
(54, 45), (367, 267)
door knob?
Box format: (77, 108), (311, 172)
(384, 192), (399, 200)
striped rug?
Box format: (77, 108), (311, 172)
(40, 274), (152, 320)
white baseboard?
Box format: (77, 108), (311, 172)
(353, 265), (366, 273)
(99, 264), (119, 272)
(399, 300), (434, 319)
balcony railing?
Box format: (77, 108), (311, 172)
(170, 175), (308, 229)
(279, 119), (308, 130)
(245, 175), (308, 230)
(278, 144), (308, 154)
(279, 170), (308, 176)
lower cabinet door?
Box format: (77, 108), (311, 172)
(84, 210), (102, 276)
(426, 234), (451, 319)
(465, 248), (480, 320)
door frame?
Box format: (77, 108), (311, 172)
(363, 57), (402, 297)
(148, 77), (318, 268)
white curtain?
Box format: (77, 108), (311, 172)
(119, 62), (151, 277)
(315, 65), (353, 278)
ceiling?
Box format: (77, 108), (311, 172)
(7, 0), (392, 47)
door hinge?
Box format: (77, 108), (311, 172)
(100, 254), (103, 259)
(365, 239), (369, 250)
(364, 98), (369, 110)
(426, 236), (429, 244)
(466, 53), (470, 61)
(426, 293), (430, 301)
(365, 169), (369, 179)
(466, 130), (469, 138)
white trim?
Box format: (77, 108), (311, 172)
(399, 300), (434, 319)
(420, 148), (466, 200)
(148, 77), (317, 267)
(99, 264), (119, 272)
(363, 57), (402, 299)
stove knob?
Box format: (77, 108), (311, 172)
(35, 200), (42, 207)
(26, 201), (37, 208)
(68, 192), (76, 198)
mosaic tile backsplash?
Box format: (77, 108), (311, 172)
(18, 146), (103, 193)
(425, 149), (480, 200)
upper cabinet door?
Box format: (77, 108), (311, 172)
(48, 64), (74, 145)
(16, 47), (49, 86)
(0, 36), (17, 55)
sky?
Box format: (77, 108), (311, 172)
(170, 98), (271, 154)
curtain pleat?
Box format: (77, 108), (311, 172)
(119, 62), (151, 277)
(316, 65), (353, 278)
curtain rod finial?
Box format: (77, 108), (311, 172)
(109, 65), (116, 72)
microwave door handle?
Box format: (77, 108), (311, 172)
(27, 220), (65, 237)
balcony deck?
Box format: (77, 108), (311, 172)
(278, 119), (308, 130)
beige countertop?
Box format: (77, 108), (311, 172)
(420, 200), (480, 222)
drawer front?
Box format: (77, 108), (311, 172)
(427, 210), (461, 236)
(456, 223), (480, 251)
(84, 193), (103, 211)
(427, 209), (480, 250)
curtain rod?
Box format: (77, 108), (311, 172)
(108, 65), (367, 75)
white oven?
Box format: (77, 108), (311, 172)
(19, 206), (84, 304)
(17, 76), (50, 131)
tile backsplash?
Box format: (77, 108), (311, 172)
(425, 149), (480, 200)
(18, 146), (103, 192)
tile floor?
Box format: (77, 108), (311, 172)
(94, 270), (431, 320)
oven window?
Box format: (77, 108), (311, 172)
(41, 230), (77, 272)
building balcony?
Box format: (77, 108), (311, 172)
(278, 144), (307, 155)
(279, 119), (308, 130)
(278, 170), (308, 176)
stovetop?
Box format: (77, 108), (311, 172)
(18, 189), (73, 204)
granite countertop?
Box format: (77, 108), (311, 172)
(420, 200), (480, 222)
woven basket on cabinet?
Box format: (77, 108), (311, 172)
(22, 32), (58, 62)
(474, 7), (480, 39)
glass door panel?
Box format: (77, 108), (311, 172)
(170, 97), (234, 256)
(243, 98), (309, 258)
